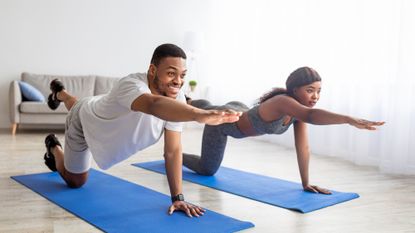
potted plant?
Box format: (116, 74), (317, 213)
(189, 80), (197, 92)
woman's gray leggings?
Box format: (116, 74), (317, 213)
(183, 99), (249, 175)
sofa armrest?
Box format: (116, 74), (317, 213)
(9, 80), (21, 124)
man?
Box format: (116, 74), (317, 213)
(43, 44), (241, 217)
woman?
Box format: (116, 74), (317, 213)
(184, 66), (384, 194)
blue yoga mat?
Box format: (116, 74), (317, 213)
(133, 160), (359, 213)
(11, 169), (254, 233)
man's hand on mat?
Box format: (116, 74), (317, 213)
(348, 117), (385, 130)
(303, 184), (332, 195)
(197, 109), (242, 125)
(168, 201), (206, 217)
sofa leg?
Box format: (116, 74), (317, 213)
(11, 123), (17, 135)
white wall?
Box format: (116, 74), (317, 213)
(0, 0), (211, 128)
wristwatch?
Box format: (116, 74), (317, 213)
(171, 194), (185, 203)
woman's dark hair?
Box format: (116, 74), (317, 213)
(259, 66), (322, 104)
(150, 43), (187, 66)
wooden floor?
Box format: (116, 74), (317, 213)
(1, 128), (414, 233)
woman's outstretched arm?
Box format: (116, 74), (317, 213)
(261, 95), (385, 129)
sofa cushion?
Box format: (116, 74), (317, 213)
(19, 102), (68, 113)
(22, 72), (96, 99)
(95, 76), (120, 95)
(18, 81), (45, 102)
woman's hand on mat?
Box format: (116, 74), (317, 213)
(347, 117), (385, 130)
(197, 109), (242, 125)
(168, 201), (206, 217)
(303, 184), (332, 195)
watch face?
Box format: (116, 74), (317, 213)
(172, 194), (184, 202)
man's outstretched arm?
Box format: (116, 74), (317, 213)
(131, 94), (241, 125)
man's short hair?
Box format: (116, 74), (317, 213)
(150, 44), (187, 66)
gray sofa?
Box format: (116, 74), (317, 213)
(9, 72), (119, 135)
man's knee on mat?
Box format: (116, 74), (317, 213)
(64, 173), (88, 188)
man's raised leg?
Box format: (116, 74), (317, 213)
(57, 90), (78, 111)
(47, 79), (78, 111)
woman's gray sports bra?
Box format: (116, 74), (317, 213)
(247, 105), (295, 135)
